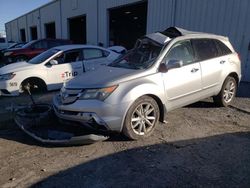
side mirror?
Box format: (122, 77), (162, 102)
(49, 59), (58, 65)
(159, 59), (183, 73)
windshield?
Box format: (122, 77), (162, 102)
(22, 40), (36, 48)
(28, 49), (61, 64)
(7, 43), (17, 49)
(109, 38), (163, 70)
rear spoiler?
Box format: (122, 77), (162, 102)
(107, 46), (127, 54)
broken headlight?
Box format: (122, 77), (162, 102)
(78, 85), (118, 101)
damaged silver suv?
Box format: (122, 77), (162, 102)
(53, 27), (241, 140)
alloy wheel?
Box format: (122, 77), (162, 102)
(223, 80), (236, 103)
(131, 102), (156, 135)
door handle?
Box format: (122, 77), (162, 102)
(191, 68), (199, 73)
(220, 60), (226, 64)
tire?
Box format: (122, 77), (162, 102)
(21, 79), (47, 94)
(213, 76), (237, 107)
(15, 55), (28, 62)
(122, 96), (160, 140)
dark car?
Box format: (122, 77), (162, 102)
(0, 42), (26, 60)
(3, 38), (71, 64)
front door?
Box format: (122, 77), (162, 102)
(46, 49), (83, 90)
(162, 40), (202, 109)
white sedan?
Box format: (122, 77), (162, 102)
(0, 45), (126, 96)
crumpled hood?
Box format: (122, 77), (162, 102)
(0, 61), (35, 74)
(65, 66), (145, 89)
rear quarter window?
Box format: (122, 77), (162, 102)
(192, 39), (219, 61)
(83, 49), (104, 60)
(214, 40), (232, 56)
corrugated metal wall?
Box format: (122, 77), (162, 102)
(10, 20), (18, 42)
(147, 0), (174, 33)
(40, 0), (61, 39)
(4, 0), (250, 81)
(61, 0), (98, 45)
(172, 0), (250, 81)
(27, 10), (41, 41)
(98, 0), (142, 46)
(17, 16), (27, 42)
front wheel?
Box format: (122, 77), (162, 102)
(213, 76), (237, 107)
(122, 96), (160, 140)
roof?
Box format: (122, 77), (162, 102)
(53, 44), (106, 51)
(146, 27), (227, 45)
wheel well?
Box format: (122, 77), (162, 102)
(228, 72), (239, 85)
(21, 77), (47, 91)
(147, 94), (165, 123)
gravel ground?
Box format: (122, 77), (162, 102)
(0, 84), (249, 188)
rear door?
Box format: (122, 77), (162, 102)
(163, 40), (202, 107)
(82, 48), (110, 71)
(192, 39), (227, 90)
(46, 49), (83, 90)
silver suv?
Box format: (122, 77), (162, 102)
(53, 27), (241, 140)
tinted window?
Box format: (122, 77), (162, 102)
(54, 50), (81, 64)
(48, 40), (62, 48)
(32, 40), (48, 49)
(165, 40), (195, 65)
(214, 40), (232, 56)
(192, 39), (219, 61)
(83, 49), (103, 60)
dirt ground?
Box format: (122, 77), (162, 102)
(0, 84), (250, 188)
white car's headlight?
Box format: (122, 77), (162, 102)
(78, 85), (118, 101)
(0, 73), (16, 81)
(4, 52), (13, 56)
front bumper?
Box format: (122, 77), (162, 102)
(53, 94), (130, 132)
(14, 104), (109, 145)
(0, 80), (20, 96)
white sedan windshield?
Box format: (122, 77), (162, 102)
(28, 49), (61, 64)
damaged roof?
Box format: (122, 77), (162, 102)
(146, 27), (226, 45)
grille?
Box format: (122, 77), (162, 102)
(60, 88), (83, 105)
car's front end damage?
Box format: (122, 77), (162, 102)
(52, 84), (130, 133)
(14, 103), (109, 145)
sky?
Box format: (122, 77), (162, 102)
(0, 0), (52, 36)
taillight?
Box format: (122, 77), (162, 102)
(237, 53), (241, 62)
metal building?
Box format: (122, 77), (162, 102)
(5, 0), (250, 81)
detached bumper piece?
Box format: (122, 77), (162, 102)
(14, 104), (108, 146)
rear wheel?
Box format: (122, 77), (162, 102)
(122, 96), (160, 140)
(213, 76), (237, 107)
